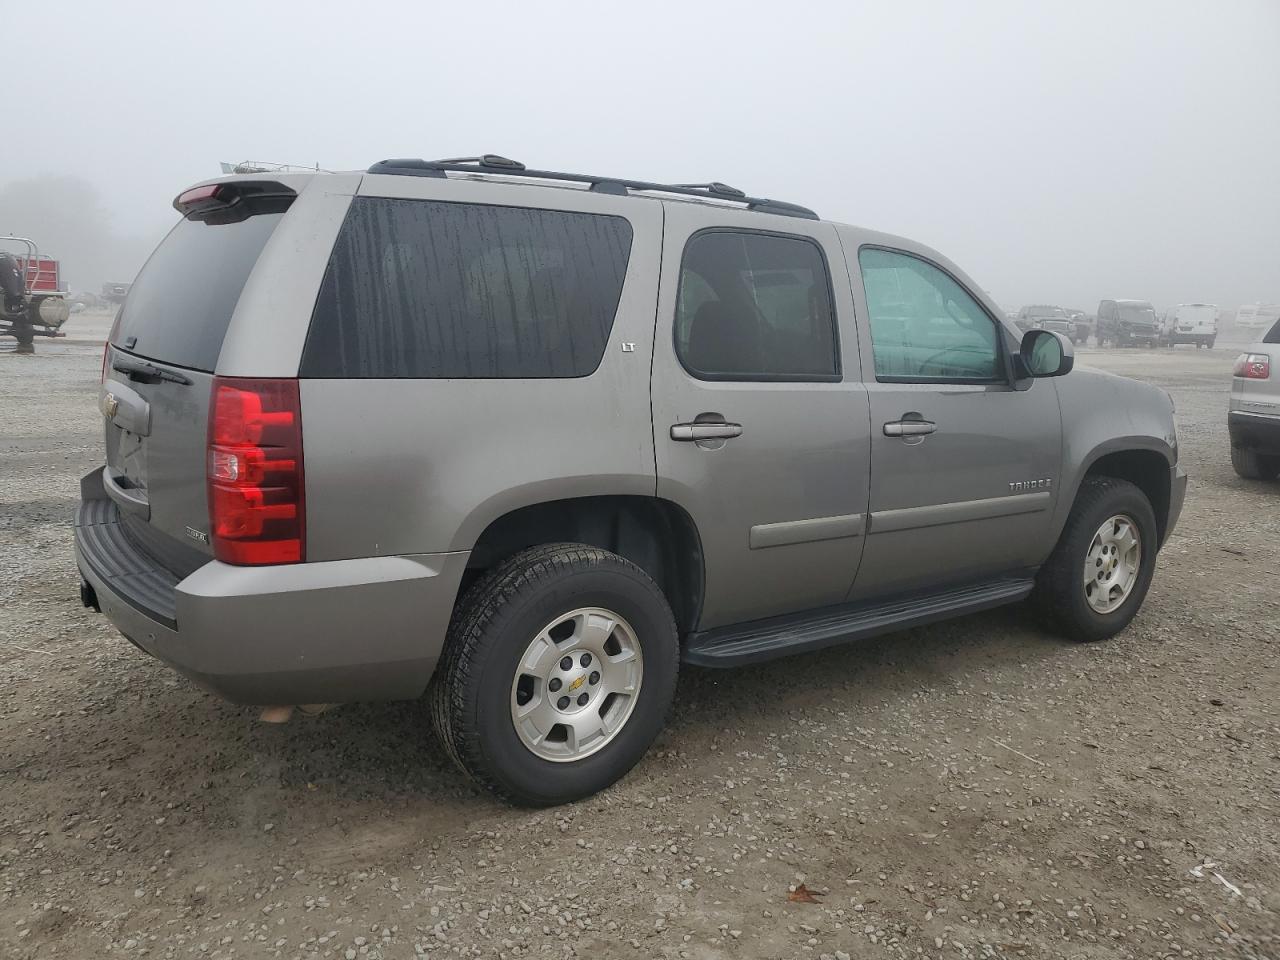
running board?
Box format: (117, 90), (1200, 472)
(682, 577), (1035, 668)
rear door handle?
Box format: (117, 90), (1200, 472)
(883, 419), (937, 437)
(671, 421), (743, 441)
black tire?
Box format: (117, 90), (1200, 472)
(1207, 337), (1216, 349)
(1231, 445), (1280, 481)
(430, 543), (679, 806)
(1031, 477), (1159, 642)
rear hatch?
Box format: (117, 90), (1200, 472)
(102, 183), (292, 575)
(1175, 304), (1217, 333)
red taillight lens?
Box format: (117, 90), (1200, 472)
(1233, 353), (1271, 379)
(207, 377), (304, 565)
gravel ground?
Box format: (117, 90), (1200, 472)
(1, 341), (1277, 960)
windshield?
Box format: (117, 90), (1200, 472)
(1118, 303), (1156, 323)
(1028, 306), (1067, 319)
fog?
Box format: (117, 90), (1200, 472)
(4, 0), (1278, 312)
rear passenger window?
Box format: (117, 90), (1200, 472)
(302, 198), (633, 378)
(675, 231), (839, 380)
(858, 247), (1001, 382)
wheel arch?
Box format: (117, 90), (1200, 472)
(1059, 441), (1174, 546)
(462, 495), (705, 636)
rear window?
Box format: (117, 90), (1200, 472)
(301, 197), (634, 378)
(111, 212), (284, 372)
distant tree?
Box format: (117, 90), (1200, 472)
(0, 176), (161, 293)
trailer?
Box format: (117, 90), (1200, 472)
(1, 237), (69, 354)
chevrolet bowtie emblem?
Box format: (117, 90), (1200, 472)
(101, 393), (119, 419)
(568, 675), (586, 692)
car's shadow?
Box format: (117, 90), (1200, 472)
(96, 602), (1074, 813)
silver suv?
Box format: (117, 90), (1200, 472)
(75, 156), (1187, 804)
(1229, 319), (1280, 479)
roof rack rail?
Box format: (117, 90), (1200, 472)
(365, 155), (819, 220)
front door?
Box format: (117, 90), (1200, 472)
(651, 203), (871, 631)
(843, 241), (1062, 600)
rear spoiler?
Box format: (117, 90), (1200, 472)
(173, 181), (297, 223)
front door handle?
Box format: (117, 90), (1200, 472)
(671, 421), (743, 442)
(883, 419), (936, 438)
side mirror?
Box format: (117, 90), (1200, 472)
(1019, 329), (1074, 378)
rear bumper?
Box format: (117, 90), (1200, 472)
(74, 467), (468, 705)
(1229, 410), (1280, 455)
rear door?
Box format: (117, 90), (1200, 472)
(840, 233), (1062, 600)
(101, 182), (304, 571)
(651, 203), (870, 631)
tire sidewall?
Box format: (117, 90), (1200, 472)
(467, 566), (677, 805)
(1063, 486), (1158, 639)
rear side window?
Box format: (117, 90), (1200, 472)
(301, 198), (633, 378)
(1264, 319), (1280, 344)
(674, 230), (839, 381)
(112, 212), (284, 372)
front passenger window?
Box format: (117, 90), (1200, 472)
(858, 248), (1000, 381)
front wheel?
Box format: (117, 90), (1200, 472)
(430, 544), (679, 805)
(1031, 477), (1159, 642)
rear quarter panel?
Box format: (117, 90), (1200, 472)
(300, 178), (663, 560)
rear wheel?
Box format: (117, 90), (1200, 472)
(431, 544), (678, 805)
(1231, 445), (1280, 481)
(1031, 477), (1158, 642)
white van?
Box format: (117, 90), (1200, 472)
(1162, 303), (1218, 348)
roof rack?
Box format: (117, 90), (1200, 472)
(365, 155), (819, 220)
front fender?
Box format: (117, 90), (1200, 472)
(1049, 367), (1177, 545)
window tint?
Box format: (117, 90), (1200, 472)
(858, 248), (1001, 381)
(112, 211), (284, 372)
(675, 231), (838, 380)
(302, 198), (633, 378)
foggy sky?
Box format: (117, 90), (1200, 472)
(6, 0), (1278, 312)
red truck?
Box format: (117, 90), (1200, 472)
(1, 237), (70, 354)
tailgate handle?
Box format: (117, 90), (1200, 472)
(99, 381), (152, 437)
(102, 468), (151, 521)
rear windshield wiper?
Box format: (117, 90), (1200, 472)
(111, 355), (193, 386)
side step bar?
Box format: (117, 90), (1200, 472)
(682, 577), (1035, 668)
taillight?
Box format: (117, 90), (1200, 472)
(207, 377), (304, 565)
(1233, 353), (1271, 379)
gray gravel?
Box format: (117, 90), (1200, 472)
(1, 341), (1277, 959)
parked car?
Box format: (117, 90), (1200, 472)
(1016, 305), (1079, 342)
(1064, 309), (1092, 345)
(1162, 303), (1218, 348)
(75, 156), (1186, 805)
(1229, 317), (1280, 480)
(1097, 299), (1160, 347)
